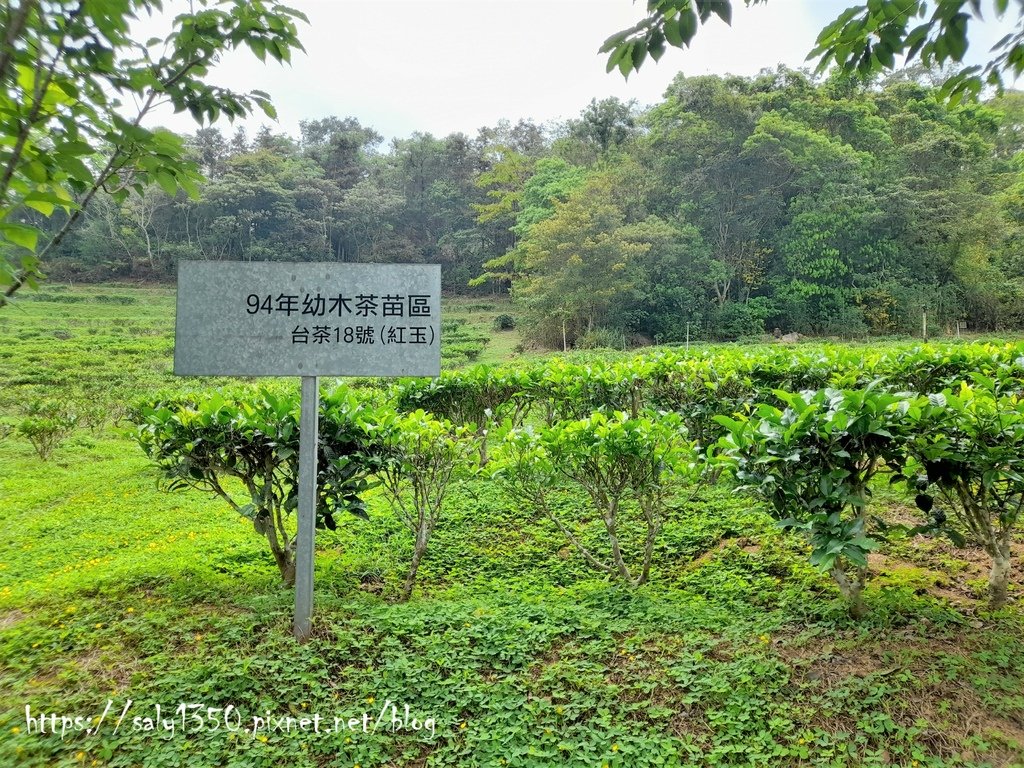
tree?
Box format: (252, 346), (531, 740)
(0, 0), (306, 306)
(373, 131), (484, 272)
(604, 1), (1024, 103)
(189, 127), (230, 179)
(299, 115), (381, 190)
(475, 118), (549, 158)
(512, 157), (588, 237)
(623, 214), (709, 342)
(642, 75), (780, 312)
(567, 97), (639, 155)
(469, 150), (535, 289)
(197, 149), (337, 261)
(335, 178), (408, 262)
(512, 174), (647, 348)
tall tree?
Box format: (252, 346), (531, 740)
(567, 97), (639, 154)
(513, 174), (647, 347)
(299, 116), (382, 190)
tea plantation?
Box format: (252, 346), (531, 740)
(0, 286), (1022, 768)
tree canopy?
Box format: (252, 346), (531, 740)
(30, 68), (1024, 344)
(0, 0), (306, 307)
(602, 1), (1024, 102)
(8, 2), (1024, 345)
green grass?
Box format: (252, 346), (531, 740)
(0, 285), (1022, 768)
(0, 287), (522, 411)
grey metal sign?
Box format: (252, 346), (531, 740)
(174, 261), (441, 377)
(173, 260), (442, 642)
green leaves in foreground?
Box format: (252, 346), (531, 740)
(600, 0), (743, 78)
(604, 0), (1024, 104)
(0, 0), (307, 301)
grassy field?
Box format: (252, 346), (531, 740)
(0, 285), (1022, 768)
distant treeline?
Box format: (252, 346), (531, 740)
(41, 67), (1024, 345)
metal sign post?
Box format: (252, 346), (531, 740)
(173, 262), (441, 642)
(294, 375), (319, 641)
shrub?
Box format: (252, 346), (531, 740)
(17, 399), (78, 460)
(712, 299), (770, 341)
(714, 386), (908, 618)
(492, 313), (516, 331)
(901, 379), (1024, 609)
(358, 409), (474, 601)
(134, 386), (380, 586)
(93, 294), (137, 305)
(495, 411), (700, 586)
(575, 327), (625, 350)
(525, 358), (645, 424)
(392, 365), (530, 465)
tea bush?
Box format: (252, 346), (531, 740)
(901, 379), (1024, 609)
(714, 386), (910, 618)
(358, 408), (475, 600)
(495, 411), (701, 586)
(16, 398), (78, 460)
(134, 386), (381, 585)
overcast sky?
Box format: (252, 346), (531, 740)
(136, 0), (1019, 144)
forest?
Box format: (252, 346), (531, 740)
(34, 66), (1024, 347)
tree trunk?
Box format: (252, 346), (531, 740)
(477, 426), (489, 467)
(988, 546), (1012, 610)
(262, 525), (296, 586)
(604, 508), (633, 584)
(279, 555), (296, 588)
(632, 494), (662, 587)
(830, 564), (868, 619)
(400, 527), (430, 602)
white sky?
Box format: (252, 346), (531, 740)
(136, 0), (1019, 143)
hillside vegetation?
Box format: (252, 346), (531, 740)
(26, 70), (1024, 347)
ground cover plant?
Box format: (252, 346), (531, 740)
(0, 285), (1023, 768)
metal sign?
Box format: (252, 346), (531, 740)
(173, 261), (441, 642)
(174, 261), (441, 377)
